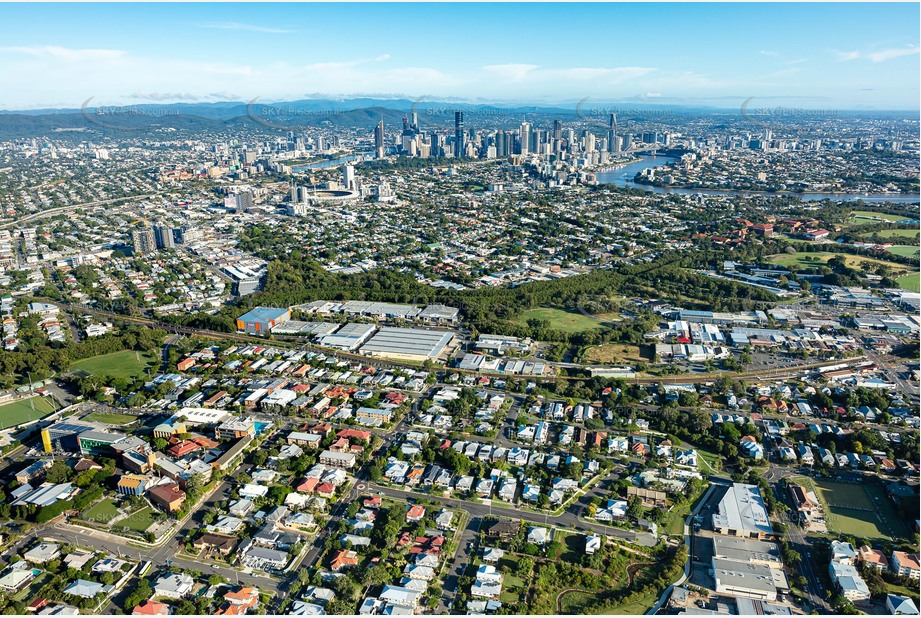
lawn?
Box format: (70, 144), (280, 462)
(0, 396), (56, 429)
(583, 344), (650, 365)
(767, 251), (912, 274)
(848, 210), (910, 224)
(115, 506), (156, 533)
(69, 350), (157, 379)
(84, 411), (139, 425)
(556, 530), (584, 564)
(559, 590), (600, 614)
(886, 581), (921, 605)
(603, 592), (660, 615)
(559, 589), (659, 615)
(12, 571), (51, 603)
(499, 557), (528, 605)
(813, 479), (910, 541)
(885, 245), (920, 259)
(895, 273), (920, 292)
(82, 498), (121, 524)
(513, 307), (606, 333)
(872, 228), (920, 240)
(696, 447), (724, 474)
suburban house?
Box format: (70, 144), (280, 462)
(152, 572), (195, 599)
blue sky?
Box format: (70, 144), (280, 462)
(0, 3), (918, 110)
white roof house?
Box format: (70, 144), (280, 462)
(527, 527), (550, 545)
(24, 542), (61, 564)
(153, 572), (195, 599)
(63, 579), (105, 598)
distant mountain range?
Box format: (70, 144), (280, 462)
(0, 97), (914, 140)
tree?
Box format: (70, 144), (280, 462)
(122, 578), (152, 611)
(627, 496), (646, 521)
(44, 461), (72, 484)
(516, 556), (534, 577)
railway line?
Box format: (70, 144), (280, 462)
(57, 301), (867, 386)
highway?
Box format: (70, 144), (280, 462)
(0, 193), (166, 231)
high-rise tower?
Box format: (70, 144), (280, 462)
(454, 111), (465, 158)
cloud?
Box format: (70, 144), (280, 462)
(129, 92), (202, 101)
(641, 92), (662, 98)
(198, 21), (294, 34)
(481, 64), (539, 81)
(128, 91), (241, 101)
(770, 68), (803, 78)
(303, 55), (391, 72)
(0, 45), (125, 62)
(836, 45), (919, 62)
(759, 50), (780, 57)
(867, 45), (919, 62)
(550, 67), (655, 83)
(835, 50), (861, 61)
(208, 90), (241, 100)
(481, 64), (655, 85)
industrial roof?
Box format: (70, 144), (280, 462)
(360, 327), (453, 358)
(237, 307), (288, 323)
(712, 483), (773, 536)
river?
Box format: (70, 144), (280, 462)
(292, 154), (361, 172)
(595, 155), (921, 204)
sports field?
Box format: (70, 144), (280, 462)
(767, 251), (911, 272)
(873, 229), (920, 240)
(848, 210), (909, 224)
(69, 350), (156, 379)
(896, 273), (920, 292)
(82, 498), (121, 524)
(513, 307), (606, 333)
(84, 411), (139, 425)
(0, 396), (56, 430)
(885, 245), (920, 259)
(115, 506), (156, 533)
(813, 479), (910, 541)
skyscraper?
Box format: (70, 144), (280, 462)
(374, 117), (385, 159)
(454, 111), (465, 158)
(153, 225), (175, 250)
(495, 131), (507, 157)
(553, 120), (562, 153)
(342, 164), (356, 191)
(607, 114), (619, 153)
(132, 228), (156, 256)
(519, 121), (531, 155)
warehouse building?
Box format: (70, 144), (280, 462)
(316, 323), (377, 351)
(418, 304), (460, 324)
(236, 307), (290, 334)
(712, 536), (783, 569)
(359, 327), (455, 362)
(270, 321), (340, 336)
(338, 301), (422, 320)
(712, 557), (789, 601)
(712, 483), (773, 538)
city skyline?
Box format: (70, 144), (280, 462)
(0, 2), (919, 110)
